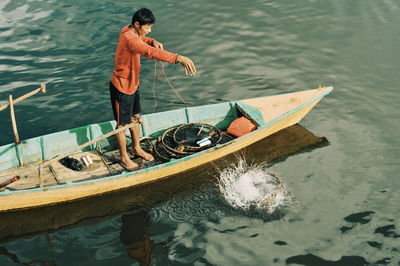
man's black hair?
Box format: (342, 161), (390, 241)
(131, 8), (155, 26)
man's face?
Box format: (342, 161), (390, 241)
(134, 22), (153, 36)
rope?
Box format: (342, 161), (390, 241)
(151, 61), (158, 112)
(151, 61), (190, 112)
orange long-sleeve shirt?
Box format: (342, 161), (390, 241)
(110, 25), (178, 95)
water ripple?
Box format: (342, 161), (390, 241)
(1, 0), (400, 264)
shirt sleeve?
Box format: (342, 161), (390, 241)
(141, 36), (154, 46)
(128, 36), (178, 64)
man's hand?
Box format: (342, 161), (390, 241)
(153, 40), (164, 50)
(176, 55), (197, 76)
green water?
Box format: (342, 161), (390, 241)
(1, 0), (399, 265)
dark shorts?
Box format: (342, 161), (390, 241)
(109, 81), (141, 125)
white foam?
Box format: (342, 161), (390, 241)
(218, 159), (290, 214)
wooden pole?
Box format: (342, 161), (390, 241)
(48, 164), (61, 184)
(96, 149), (113, 174)
(8, 95), (20, 144)
(16, 143), (24, 167)
(42, 122), (136, 168)
(0, 175), (20, 189)
(38, 165), (44, 188)
(0, 83), (47, 112)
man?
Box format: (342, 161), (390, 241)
(110, 8), (196, 171)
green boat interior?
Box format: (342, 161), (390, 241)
(0, 101), (263, 191)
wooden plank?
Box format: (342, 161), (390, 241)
(50, 151), (110, 183)
(1, 164), (57, 190)
(100, 150), (145, 173)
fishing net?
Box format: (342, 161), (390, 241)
(173, 123), (222, 151)
(94, 123), (235, 164)
(154, 123), (233, 162)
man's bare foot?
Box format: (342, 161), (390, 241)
(120, 157), (140, 172)
(132, 148), (154, 161)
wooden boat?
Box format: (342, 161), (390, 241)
(0, 86), (333, 213)
(1, 124), (328, 242)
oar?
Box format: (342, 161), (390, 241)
(0, 83), (46, 112)
(42, 122), (136, 168)
(0, 83), (46, 147)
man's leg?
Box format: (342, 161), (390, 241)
(129, 114), (154, 161)
(116, 124), (139, 171)
(110, 81), (139, 171)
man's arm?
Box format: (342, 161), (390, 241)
(129, 37), (196, 76)
(141, 36), (154, 45)
(142, 36), (163, 49)
(129, 37), (177, 63)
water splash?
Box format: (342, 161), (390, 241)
(218, 159), (290, 215)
